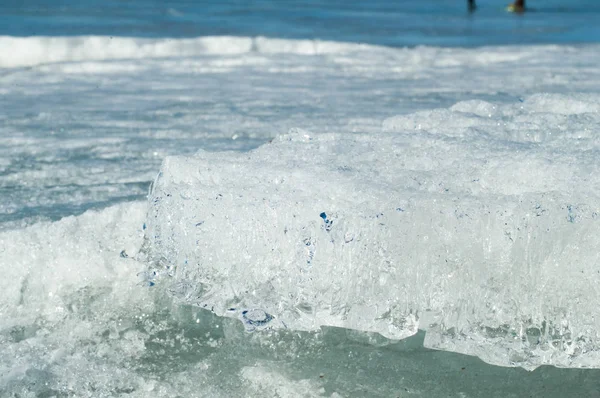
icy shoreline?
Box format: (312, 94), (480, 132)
(3, 93), (600, 370)
(2, 35), (600, 396)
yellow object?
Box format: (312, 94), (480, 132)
(506, 4), (524, 13)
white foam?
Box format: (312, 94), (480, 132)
(0, 35), (382, 69)
(5, 35), (598, 73)
(142, 95), (600, 369)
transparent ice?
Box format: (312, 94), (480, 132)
(142, 95), (600, 370)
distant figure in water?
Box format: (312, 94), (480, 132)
(506, 0), (525, 12)
(468, 0), (526, 12)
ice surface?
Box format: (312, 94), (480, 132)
(142, 95), (600, 369)
(0, 202), (152, 394)
(3, 203), (600, 397)
(0, 202), (147, 329)
(4, 32), (600, 395)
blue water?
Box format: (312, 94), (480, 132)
(2, 0), (600, 46)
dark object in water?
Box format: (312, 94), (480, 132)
(507, 0), (526, 13)
(468, 0), (526, 12)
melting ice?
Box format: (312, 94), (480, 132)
(3, 35), (600, 397)
(143, 95), (600, 370)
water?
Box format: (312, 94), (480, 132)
(2, 0), (600, 46)
(2, 1), (600, 397)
